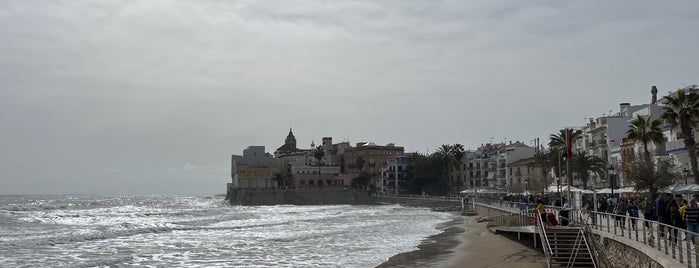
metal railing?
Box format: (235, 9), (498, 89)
(476, 198), (699, 268)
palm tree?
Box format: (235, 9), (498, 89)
(313, 145), (324, 184)
(661, 89), (699, 184)
(528, 150), (553, 190)
(549, 128), (583, 154)
(436, 144), (454, 194)
(451, 144), (466, 192)
(626, 114), (666, 163)
(355, 156), (365, 173)
(570, 151), (607, 189)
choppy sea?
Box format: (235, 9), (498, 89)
(0, 195), (454, 268)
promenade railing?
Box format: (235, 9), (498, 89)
(475, 198), (699, 268)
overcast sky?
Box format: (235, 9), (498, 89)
(1, 1), (698, 195)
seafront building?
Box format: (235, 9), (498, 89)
(230, 128), (404, 191)
(378, 154), (413, 195)
(464, 142), (536, 193)
(230, 146), (280, 189)
(229, 85), (699, 195)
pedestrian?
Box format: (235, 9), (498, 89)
(656, 193), (668, 232)
(684, 199), (699, 244)
(667, 199), (682, 244)
(615, 197), (628, 229)
(537, 199), (547, 225)
(627, 200), (639, 230)
(642, 197), (655, 228)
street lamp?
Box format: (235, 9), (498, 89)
(608, 165), (615, 196)
(683, 168), (690, 185)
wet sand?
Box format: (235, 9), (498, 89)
(376, 215), (545, 268)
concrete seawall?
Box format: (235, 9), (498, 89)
(226, 188), (380, 206)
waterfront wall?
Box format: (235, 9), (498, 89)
(226, 187), (379, 206)
(603, 237), (662, 268)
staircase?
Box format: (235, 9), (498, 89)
(546, 227), (595, 267)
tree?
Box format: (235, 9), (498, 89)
(528, 149), (554, 190)
(355, 156), (365, 173)
(661, 88), (699, 184)
(629, 157), (676, 198)
(626, 114), (666, 163)
(273, 172), (284, 188)
(351, 172), (370, 190)
(570, 151), (607, 189)
(436, 144), (454, 194)
(405, 153), (447, 195)
(452, 144), (466, 192)
(550, 128), (582, 191)
(549, 128), (583, 152)
(313, 145), (324, 184)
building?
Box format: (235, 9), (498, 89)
(379, 154), (412, 195)
(231, 146), (280, 189)
(344, 142), (405, 191)
(506, 157), (549, 194)
(577, 101), (650, 189)
(466, 142), (535, 192)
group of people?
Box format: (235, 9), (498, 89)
(648, 193), (699, 243)
(599, 193), (699, 243)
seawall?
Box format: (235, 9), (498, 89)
(226, 188), (380, 206)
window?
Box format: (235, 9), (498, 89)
(300, 180), (306, 185)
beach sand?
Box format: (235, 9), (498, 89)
(376, 215), (545, 268)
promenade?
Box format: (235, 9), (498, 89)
(475, 199), (691, 268)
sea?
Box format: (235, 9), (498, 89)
(0, 195), (456, 268)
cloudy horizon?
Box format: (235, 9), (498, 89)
(2, 1), (698, 195)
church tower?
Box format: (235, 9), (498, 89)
(285, 128), (297, 150)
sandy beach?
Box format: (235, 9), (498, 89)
(376, 214), (546, 268)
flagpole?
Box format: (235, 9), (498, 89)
(566, 129), (572, 209)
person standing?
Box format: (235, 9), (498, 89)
(685, 199), (699, 244)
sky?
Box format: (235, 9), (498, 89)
(1, 1), (698, 195)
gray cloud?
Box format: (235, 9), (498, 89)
(1, 0), (698, 194)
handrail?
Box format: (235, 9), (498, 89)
(534, 210), (554, 268)
(572, 209), (613, 268)
(472, 199), (698, 267)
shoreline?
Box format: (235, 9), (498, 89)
(376, 213), (546, 268)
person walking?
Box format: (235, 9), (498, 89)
(685, 199), (699, 244)
(656, 193), (668, 232)
(668, 199), (683, 244)
(627, 200), (639, 230)
(615, 197), (628, 229)
(537, 199), (547, 225)
(642, 197), (655, 228)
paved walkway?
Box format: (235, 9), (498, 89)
(475, 200), (689, 268)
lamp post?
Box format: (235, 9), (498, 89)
(608, 164), (615, 196)
(683, 168), (690, 185)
